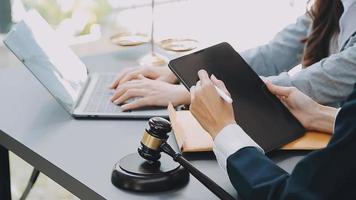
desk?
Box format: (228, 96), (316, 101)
(0, 43), (307, 200)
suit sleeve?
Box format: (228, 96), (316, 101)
(265, 40), (356, 107)
(241, 13), (356, 107)
(240, 14), (311, 76)
(226, 88), (356, 200)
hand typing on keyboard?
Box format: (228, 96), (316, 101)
(111, 75), (190, 111)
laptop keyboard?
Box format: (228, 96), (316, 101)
(84, 75), (124, 113)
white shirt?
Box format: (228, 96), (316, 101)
(213, 124), (264, 170)
(342, 0), (356, 11)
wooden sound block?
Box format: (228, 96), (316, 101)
(111, 153), (189, 192)
(281, 131), (332, 150)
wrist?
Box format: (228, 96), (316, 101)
(308, 105), (338, 133)
(173, 85), (191, 106)
(211, 120), (237, 140)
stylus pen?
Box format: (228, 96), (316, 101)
(214, 86), (233, 104)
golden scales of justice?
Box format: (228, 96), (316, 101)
(110, 0), (198, 67)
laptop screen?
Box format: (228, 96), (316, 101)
(3, 11), (88, 113)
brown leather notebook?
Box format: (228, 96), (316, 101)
(168, 104), (331, 152)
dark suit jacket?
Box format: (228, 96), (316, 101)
(226, 89), (356, 200)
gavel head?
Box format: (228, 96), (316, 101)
(138, 117), (172, 162)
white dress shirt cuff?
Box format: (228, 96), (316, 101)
(212, 123), (264, 171)
(333, 108), (342, 134)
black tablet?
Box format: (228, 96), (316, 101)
(168, 42), (305, 152)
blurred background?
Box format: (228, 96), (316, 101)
(0, 0), (307, 199)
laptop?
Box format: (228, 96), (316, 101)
(3, 11), (168, 119)
(168, 42), (305, 152)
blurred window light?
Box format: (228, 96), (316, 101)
(9, 0), (308, 48)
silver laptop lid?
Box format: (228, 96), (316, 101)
(3, 11), (88, 113)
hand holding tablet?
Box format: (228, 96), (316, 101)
(193, 71), (233, 104)
(169, 42), (305, 152)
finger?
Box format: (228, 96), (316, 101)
(111, 80), (145, 102)
(111, 85), (128, 102)
(211, 74), (230, 96)
(110, 68), (134, 89)
(190, 85), (196, 102)
(266, 82), (293, 97)
(110, 79), (120, 89)
(111, 81), (138, 101)
(137, 74), (147, 80)
(196, 80), (201, 87)
(118, 70), (142, 85)
(189, 86), (196, 111)
(210, 74), (218, 82)
(113, 89), (145, 105)
(198, 70), (211, 86)
(121, 98), (150, 111)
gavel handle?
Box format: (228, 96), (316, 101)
(160, 142), (235, 200)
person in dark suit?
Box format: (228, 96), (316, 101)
(190, 69), (356, 200)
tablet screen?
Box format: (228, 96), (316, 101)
(169, 42), (305, 152)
